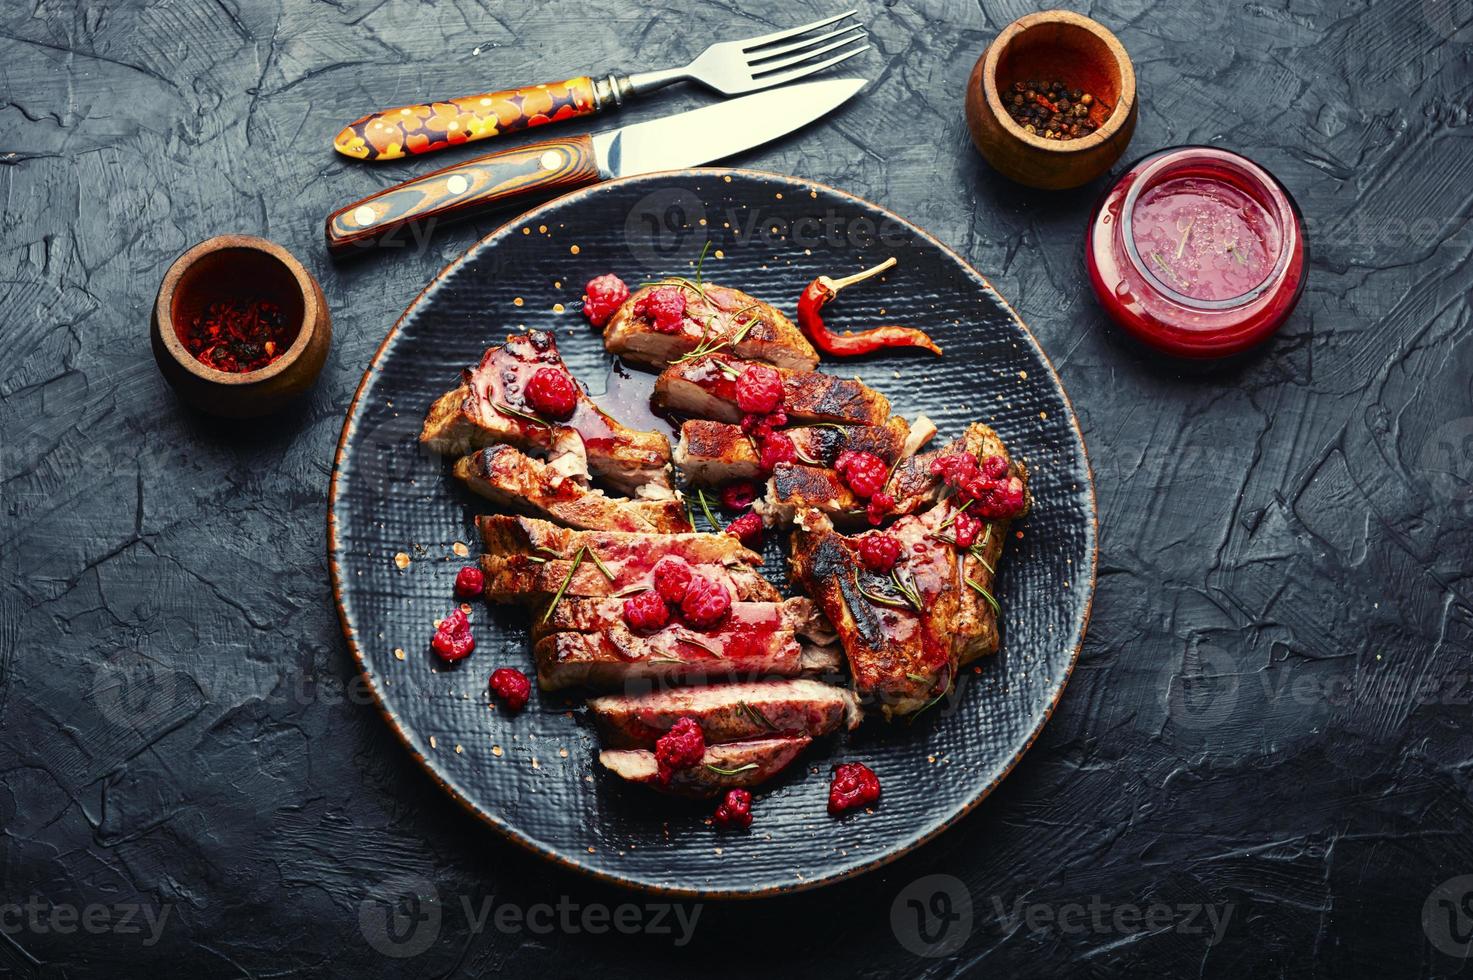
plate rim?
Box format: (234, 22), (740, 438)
(327, 166), (1099, 899)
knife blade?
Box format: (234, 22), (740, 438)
(325, 78), (865, 254)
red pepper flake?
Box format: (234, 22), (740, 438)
(182, 299), (295, 373)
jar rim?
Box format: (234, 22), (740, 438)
(1120, 146), (1297, 311)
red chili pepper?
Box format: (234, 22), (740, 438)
(797, 258), (942, 357)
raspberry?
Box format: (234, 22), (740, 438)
(524, 367), (578, 421)
(757, 431), (798, 474)
(866, 491), (895, 527)
(713, 788), (753, 830)
(857, 533), (901, 573)
(679, 575), (731, 628)
(951, 510), (983, 548)
(725, 511), (763, 549)
(453, 565), (485, 599)
(655, 716), (705, 784)
(827, 762), (881, 815)
(930, 452), (1024, 518)
(835, 450), (889, 499)
(740, 409), (787, 440)
(930, 452), (978, 485)
(651, 556), (693, 604)
(972, 474), (1027, 519)
(720, 480), (761, 511)
(623, 589), (671, 633)
(431, 608), (475, 661)
(581, 273), (629, 328)
(735, 364), (784, 414)
(488, 667), (531, 711)
(633, 285), (687, 333)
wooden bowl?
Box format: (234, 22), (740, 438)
(965, 11), (1137, 190)
(151, 235), (331, 418)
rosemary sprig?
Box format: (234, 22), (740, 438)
(704, 762), (759, 776)
(706, 357), (740, 381)
(737, 700), (778, 731)
(965, 577), (1001, 616)
(890, 567), (925, 613)
(905, 672), (927, 683)
(540, 546), (585, 623)
(696, 487), (722, 531)
(493, 401), (549, 428)
(675, 632), (725, 657)
(611, 584), (650, 597)
(936, 500), (972, 533)
(853, 570), (913, 611)
(669, 302), (763, 366)
(585, 546), (615, 582)
(910, 665), (955, 724)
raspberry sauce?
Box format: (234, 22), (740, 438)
(1087, 147), (1306, 358)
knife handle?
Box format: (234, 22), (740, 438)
(325, 135), (601, 254)
(333, 76), (600, 162)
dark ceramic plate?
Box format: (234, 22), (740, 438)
(329, 168), (1096, 897)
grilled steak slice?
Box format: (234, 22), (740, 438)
(598, 736), (812, 797)
(675, 418), (914, 485)
(589, 679), (861, 748)
(532, 606), (802, 691)
(654, 355), (890, 426)
(764, 422), (1022, 528)
(421, 330), (673, 495)
(791, 508), (966, 718)
(603, 282), (818, 372)
(537, 596), (829, 643)
(454, 446), (691, 534)
(477, 515), (779, 603)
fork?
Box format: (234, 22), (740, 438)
(333, 10), (869, 162)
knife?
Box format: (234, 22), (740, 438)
(324, 77), (865, 254)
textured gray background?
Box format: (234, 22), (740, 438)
(3, 0), (1472, 977)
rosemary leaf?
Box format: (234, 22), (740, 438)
(965, 577), (1002, 616)
(540, 546), (585, 623)
(696, 487), (722, 532)
(492, 401), (549, 428)
(738, 700), (778, 731)
(704, 762), (759, 776)
(586, 547), (616, 582)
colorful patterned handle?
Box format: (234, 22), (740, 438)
(324, 135), (602, 253)
(334, 77), (599, 162)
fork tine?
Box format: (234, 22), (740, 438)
(747, 25), (866, 66)
(749, 28), (867, 73)
(739, 9), (858, 51)
(747, 44), (870, 87)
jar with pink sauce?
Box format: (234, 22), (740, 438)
(1086, 146), (1307, 358)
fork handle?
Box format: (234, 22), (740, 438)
(333, 76), (613, 162)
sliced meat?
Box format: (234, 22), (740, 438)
(421, 329), (673, 496)
(790, 508), (965, 718)
(675, 417), (914, 485)
(763, 422), (1022, 529)
(588, 679), (861, 748)
(477, 515), (779, 603)
(654, 355), (890, 427)
(532, 607), (803, 691)
(537, 596), (830, 644)
(603, 282), (818, 372)
(598, 736), (812, 797)
(454, 445), (691, 534)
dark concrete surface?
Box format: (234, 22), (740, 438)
(3, 0), (1471, 976)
